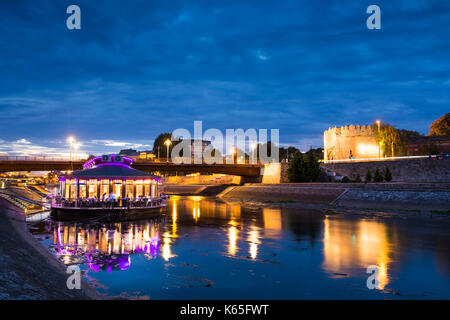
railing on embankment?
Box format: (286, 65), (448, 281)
(321, 157), (450, 182)
(0, 188), (47, 211)
(0, 156), (87, 161)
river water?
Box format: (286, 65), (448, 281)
(28, 196), (450, 299)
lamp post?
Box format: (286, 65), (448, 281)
(376, 120), (381, 160)
(74, 143), (80, 161)
(250, 141), (257, 164)
(67, 136), (75, 170)
(230, 147), (237, 163)
(67, 136), (75, 161)
(165, 139), (172, 163)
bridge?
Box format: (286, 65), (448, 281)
(0, 156), (263, 178)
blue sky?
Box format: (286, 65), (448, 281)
(0, 0), (449, 156)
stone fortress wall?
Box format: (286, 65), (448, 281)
(324, 125), (378, 161)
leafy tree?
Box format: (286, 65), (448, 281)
(153, 133), (180, 160)
(256, 141), (280, 162)
(279, 146), (300, 161)
(372, 122), (401, 157)
(365, 168), (372, 183)
(45, 171), (59, 184)
(303, 149), (322, 181)
(384, 166), (392, 182)
(374, 168), (383, 182)
(287, 151), (307, 182)
(428, 113), (450, 136)
(355, 174), (362, 183)
(287, 150), (321, 182)
(306, 148), (324, 161)
(372, 122), (424, 157)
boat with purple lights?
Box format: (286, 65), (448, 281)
(50, 154), (168, 220)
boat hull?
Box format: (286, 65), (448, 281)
(51, 205), (167, 221)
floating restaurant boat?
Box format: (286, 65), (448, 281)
(50, 154), (167, 220)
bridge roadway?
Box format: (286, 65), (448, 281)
(0, 159), (263, 178)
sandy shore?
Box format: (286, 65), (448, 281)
(0, 199), (101, 300)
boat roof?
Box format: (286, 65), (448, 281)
(67, 164), (159, 179)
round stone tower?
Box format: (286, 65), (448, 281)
(324, 125), (378, 161)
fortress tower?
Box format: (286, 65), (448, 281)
(324, 125), (378, 161)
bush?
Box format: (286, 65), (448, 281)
(365, 168), (372, 183)
(342, 176), (350, 183)
(287, 150), (321, 182)
(287, 152), (306, 182)
(374, 168), (383, 182)
(355, 174), (362, 183)
(384, 166), (392, 182)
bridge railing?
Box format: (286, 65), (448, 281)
(0, 156), (87, 161)
(134, 158), (264, 166)
(322, 154), (444, 164)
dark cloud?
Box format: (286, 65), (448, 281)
(0, 0), (449, 153)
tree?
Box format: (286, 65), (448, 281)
(365, 168), (372, 183)
(287, 151), (307, 182)
(372, 122), (424, 157)
(279, 146), (300, 161)
(374, 168), (383, 182)
(428, 113), (450, 136)
(256, 141), (279, 162)
(355, 174), (362, 182)
(287, 150), (321, 182)
(307, 148), (324, 161)
(342, 176), (350, 183)
(45, 171), (59, 184)
(384, 166), (392, 182)
(303, 149), (322, 182)
(372, 122), (401, 157)
(153, 133), (178, 160)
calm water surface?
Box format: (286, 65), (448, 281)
(28, 196), (450, 299)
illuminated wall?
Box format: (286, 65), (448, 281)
(324, 125), (379, 161)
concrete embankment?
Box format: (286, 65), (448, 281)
(0, 199), (99, 299)
(321, 158), (450, 182)
(218, 183), (450, 212)
(164, 184), (232, 196)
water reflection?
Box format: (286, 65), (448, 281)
(247, 226), (260, 260)
(228, 221), (238, 256)
(262, 208), (282, 238)
(52, 219), (162, 272)
(322, 217), (391, 289)
(27, 196), (449, 298)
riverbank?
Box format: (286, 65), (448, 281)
(165, 182), (450, 214)
(0, 198), (100, 299)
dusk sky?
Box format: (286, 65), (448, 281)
(0, 0), (449, 156)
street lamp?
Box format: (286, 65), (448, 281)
(74, 143), (80, 161)
(164, 139), (172, 162)
(376, 120), (381, 159)
(67, 136), (75, 161)
(230, 147), (237, 163)
(250, 141), (257, 164)
(67, 136), (75, 170)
